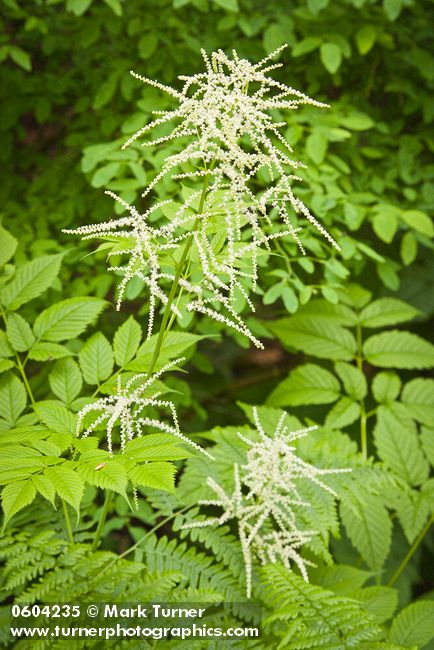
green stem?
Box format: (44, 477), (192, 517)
(356, 322), (367, 460)
(16, 354), (36, 405)
(62, 499), (74, 545)
(148, 173), (210, 375)
(388, 514), (434, 587)
(91, 490), (113, 552)
(87, 504), (191, 586)
(117, 504), (191, 562)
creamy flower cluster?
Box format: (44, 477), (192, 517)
(183, 408), (350, 597)
(76, 358), (212, 459)
(66, 47), (338, 347)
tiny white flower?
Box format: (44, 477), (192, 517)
(76, 357), (213, 459)
(66, 47), (339, 347)
(182, 408), (350, 597)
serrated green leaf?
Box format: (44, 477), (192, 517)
(395, 489), (431, 544)
(78, 458), (128, 495)
(123, 434), (192, 461)
(128, 332), (204, 372)
(0, 425), (48, 445)
(6, 313), (35, 352)
(0, 372), (27, 425)
(1, 479), (36, 528)
(325, 396), (360, 429)
(401, 378), (434, 426)
(129, 461), (176, 493)
(364, 331), (434, 369)
(49, 358), (82, 405)
(352, 586), (397, 624)
(372, 371), (401, 404)
(0, 226), (18, 265)
(310, 564), (373, 596)
(32, 474), (56, 506)
(267, 363), (341, 407)
(34, 402), (77, 435)
(1, 253), (63, 311)
(390, 601), (434, 648)
(359, 298), (420, 328)
(44, 464), (84, 513)
(34, 297), (107, 342)
(335, 362), (367, 400)
(28, 342), (73, 361)
(269, 316), (356, 361)
(113, 316), (142, 367)
(79, 332), (114, 385)
(32, 439), (62, 457)
(374, 405), (429, 485)
(340, 494), (392, 572)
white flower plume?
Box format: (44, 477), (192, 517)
(76, 358), (213, 459)
(66, 47), (339, 348)
(183, 408), (350, 597)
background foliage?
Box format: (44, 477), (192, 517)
(1, 0), (433, 647)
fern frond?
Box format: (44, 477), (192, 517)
(261, 563), (382, 649)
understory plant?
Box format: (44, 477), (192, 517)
(1, 45), (434, 650)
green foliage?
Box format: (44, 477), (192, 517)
(261, 563), (402, 648)
(1, 0), (434, 647)
(390, 601), (434, 649)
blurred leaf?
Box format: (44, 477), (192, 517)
(355, 26), (377, 55)
(0, 226), (17, 266)
(320, 43), (342, 74)
(292, 37), (321, 57)
(306, 131), (328, 164)
(9, 46), (31, 71)
(267, 363), (340, 407)
(213, 0), (238, 11)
